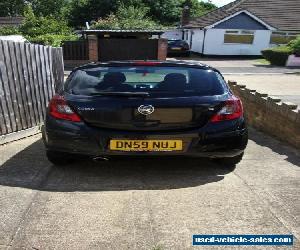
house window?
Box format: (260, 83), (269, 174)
(270, 32), (299, 44)
(224, 30), (255, 44)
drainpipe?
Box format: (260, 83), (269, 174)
(201, 28), (207, 55)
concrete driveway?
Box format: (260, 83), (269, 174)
(0, 129), (299, 250)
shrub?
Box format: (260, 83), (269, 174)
(90, 5), (163, 30)
(90, 14), (121, 30)
(288, 36), (300, 56)
(14, 5), (78, 47)
(0, 26), (21, 36)
(20, 6), (72, 37)
(27, 34), (78, 47)
(261, 46), (293, 66)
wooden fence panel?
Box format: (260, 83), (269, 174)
(24, 43), (39, 126)
(15, 42), (31, 129)
(19, 42), (34, 127)
(0, 40), (64, 137)
(0, 42), (13, 134)
(52, 47), (64, 91)
(62, 40), (88, 60)
(31, 44), (43, 124)
(1, 41), (20, 132)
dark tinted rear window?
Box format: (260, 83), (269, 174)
(65, 66), (226, 97)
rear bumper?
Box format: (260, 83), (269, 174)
(43, 115), (248, 158)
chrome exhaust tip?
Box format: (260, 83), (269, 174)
(93, 156), (110, 162)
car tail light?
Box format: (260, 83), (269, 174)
(210, 97), (243, 122)
(49, 95), (81, 122)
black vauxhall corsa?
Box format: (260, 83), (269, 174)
(42, 61), (248, 166)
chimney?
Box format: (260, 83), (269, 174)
(181, 5), (190, 27)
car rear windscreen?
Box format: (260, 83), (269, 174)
(65, 66), (227, 97)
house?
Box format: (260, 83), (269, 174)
(168, 0), (300, 56)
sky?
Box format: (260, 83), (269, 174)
(207, 0), (235, 7)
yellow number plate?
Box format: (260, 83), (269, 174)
(109, 140), (183, 151)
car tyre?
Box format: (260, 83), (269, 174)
(46, 150), (76, 166)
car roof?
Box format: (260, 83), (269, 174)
(74, 60), (218, 73)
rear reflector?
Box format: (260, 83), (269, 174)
(49, 95), (81, 122)
(210, 97), (243, 122)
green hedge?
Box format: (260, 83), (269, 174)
(27, 34), (78, 47)
(261, 46), (293, 66)
(288, 36), (300, 55)
(0, 26), (21, 36)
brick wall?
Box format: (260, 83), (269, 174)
(87, 35), (98, 62)
(157, 39), (168, 60)
(228, 80), (300, 149)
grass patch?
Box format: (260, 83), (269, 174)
(254, 58), (271, 65)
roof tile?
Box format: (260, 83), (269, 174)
(184, 0), (300, 31)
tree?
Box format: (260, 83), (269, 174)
(0, 0), (25, 16)
(17, 6), (77, 46)
(0, 0), (69, 18)
(186, 0), (216, 17)
(133, 0), (216, 25)
(90, 5), (161, 30)
(65, 0), (216, 28)
(20, 6), (71, 37)
(66, 0), (119, 28)
(29, 0), (67, 18)
(142, 0), (183, 25)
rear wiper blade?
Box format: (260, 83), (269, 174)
(90, 91), (150, 97)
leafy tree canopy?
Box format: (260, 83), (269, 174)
(186, 0), (216, 17)
(0, 0), (25, 16)
(19, 6), (72, 37)
(90, 5), (162, 30)
(29, 0), (67, 18)
(67, 0), (217, 28)
(0, 6), (76, 47)
(0, 0), (217, 30)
